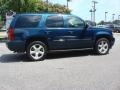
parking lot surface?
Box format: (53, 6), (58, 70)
(0, 34), (120, 90)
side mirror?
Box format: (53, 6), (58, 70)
(85, 23), (89, 29)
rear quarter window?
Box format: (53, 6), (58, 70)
(15, 15), (41, 28)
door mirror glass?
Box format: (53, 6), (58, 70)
(85, 23), (89, 29)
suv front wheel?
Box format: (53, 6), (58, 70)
(26, 41), (47, 61)
(95, 38), (110, 55)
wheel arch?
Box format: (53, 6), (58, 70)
(94, 34), (112, 47)
(25, 36), (49, 51)
(95, 34), (111, 41)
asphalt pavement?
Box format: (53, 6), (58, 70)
(0, 33), (120, 90)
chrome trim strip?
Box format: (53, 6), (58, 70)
(53, 39), (65, 42)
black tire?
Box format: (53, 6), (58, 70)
(94, 38), (110, 55)
(26, 41), (47, 61)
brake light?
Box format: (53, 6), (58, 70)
(8, 28), (14, 41)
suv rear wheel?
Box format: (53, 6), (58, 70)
(95, 38), (110, 55)
(26, 41), (47, 61)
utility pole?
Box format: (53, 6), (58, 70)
(67, 0), (68, 8)
(46, 0), (48, 4)
(112, 14), (115, 22)
(105, 12), (108, 22)
(67, 0), (71, 9)
(118, 15), (120, 20)
(92, 1), (98, 23)
(118, 15), (120, 25)
(46, 0), (49, 12)
(89, 9), (93, 21)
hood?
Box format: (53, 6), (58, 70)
(88, 26), (112, 31)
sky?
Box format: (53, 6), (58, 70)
(45, 0), (120, 23)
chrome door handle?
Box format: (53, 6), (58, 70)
(68, 31), (73, 34)
(46, 31), (51, 34)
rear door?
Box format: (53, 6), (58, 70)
(45, 14), (69, 50)
(14, 15), (42, 40)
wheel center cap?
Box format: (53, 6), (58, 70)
(35, 49), (39, 52)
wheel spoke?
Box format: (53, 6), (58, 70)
(33, 45), (37, 50)
(101, 41), (104, 46)
(38, 51), (44, 54)
(38, 45), (42, 50)
(30, 51), (36, 54)
(99, 48), (103, 52)
(104, 43), (108, 47)
(98, 44), (102, 48)
(35, 53), (39, 59)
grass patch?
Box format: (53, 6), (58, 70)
(0, 36), (7, 41)
(0, 36), (4, 38)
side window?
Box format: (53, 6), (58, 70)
(67, 16), (85, 28)
(15, 15), (41, 28)
(46, 15), (64, 28)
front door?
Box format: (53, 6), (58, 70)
(64, 16), (93, 49)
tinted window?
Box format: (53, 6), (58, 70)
(67, 16), (85, 28)
(46, 15), (64, 28)
(15, 15), (41, 28)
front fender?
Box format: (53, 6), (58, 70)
(94, 31), (113, 43)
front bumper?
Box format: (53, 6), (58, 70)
(110, 37), (115, 48)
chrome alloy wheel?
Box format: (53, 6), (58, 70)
(97, 40), (109, 54)
(30, 44), (45, 60)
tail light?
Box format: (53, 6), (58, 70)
(8, 28), (14, 41)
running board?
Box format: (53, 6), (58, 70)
(49, 48), (93, 53)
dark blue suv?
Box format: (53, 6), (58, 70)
(6, 13), (115, 61)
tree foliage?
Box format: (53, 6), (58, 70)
(97, 20), (120, 25)
(97, 20), (105, 25)
(0, 0), (71, 14)
(113, 20), (120, 25)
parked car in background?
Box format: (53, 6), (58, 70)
(105, 24), (116, 33)
(6, 13), (115, 61)
(105, 24), (120, 33)
(96, 24), (120, 33)
(96, 25), (107, 28)
(85, 20), (96, 27)
(96, 25), (113, 32)
(0, 25), (7, 39)
(114, 24), (120, 33)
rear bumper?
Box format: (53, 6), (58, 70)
(6, 40), (25, 52)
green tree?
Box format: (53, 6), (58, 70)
(113, 20), (120, 25)
(0, 0), (71, 17)
(8, 0), (39, 13)
(36, 1), (71, 13)
(97, 21), (105, 25)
